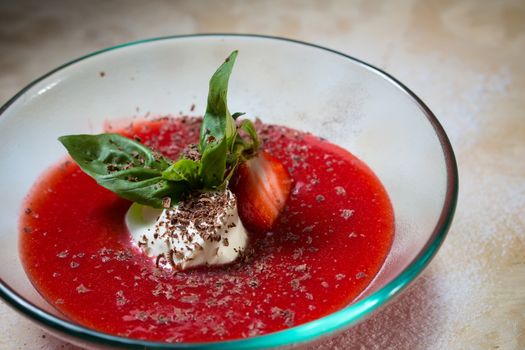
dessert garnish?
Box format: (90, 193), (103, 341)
(58, 51), (292, 269)
(232, 150), (292, 232)
(59, 51), (259, 208)
(126, 189), (247, 270)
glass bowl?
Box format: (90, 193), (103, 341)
(0, 34), (457, 349)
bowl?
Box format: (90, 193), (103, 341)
(0, 34), (458, 349)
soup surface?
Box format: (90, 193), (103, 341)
(20, 117), (394, 342)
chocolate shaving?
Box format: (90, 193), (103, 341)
(181, 143), (201, 161)
(155, 253), (165, 267)
(162, 197), (171, 209)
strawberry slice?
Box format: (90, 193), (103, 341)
(231, 151), (292, 233)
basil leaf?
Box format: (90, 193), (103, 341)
(58, 134), (183, 208)
(224, 119), (260, 184)
(162, 158), (200, 187)
(199, 51), (238, 152)
(97, 173), (188, 208)
(59, 133), (170, 174)
(229, 119), (259, 163)
(232, 112), (245, 120)
(59, 50), (263, 209)
(199, 136), (228, 189)
(238, 119), (259, 155)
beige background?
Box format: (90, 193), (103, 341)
(1, 1), (524, 349)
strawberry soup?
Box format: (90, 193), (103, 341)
(19, 51), (394, 343)
(20, 116), (393, 342)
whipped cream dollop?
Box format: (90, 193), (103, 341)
(126, 189), (248, 270)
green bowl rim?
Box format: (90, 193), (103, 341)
(0, 33), (458, 349)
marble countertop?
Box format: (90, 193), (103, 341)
(1, 1), (524, 349)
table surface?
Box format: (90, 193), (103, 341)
(1, 1), (524, 349)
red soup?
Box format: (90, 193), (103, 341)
(20, 116), (394, 342)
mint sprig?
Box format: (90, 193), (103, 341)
(59, 51), (259, 208)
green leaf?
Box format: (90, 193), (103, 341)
(238, 119), (260, 155)
(232, 112), (245, 120)
(162, 158), (200, 186)
(58, 134), (186, 208)
(58, 133), (170, 174)
(229, 119), (259, 163)
(97, 173), (188, 208)
(224, 119), (260, 183)
(199, 136), (228, 189)
(59, 50), (263, 209)
(199, 51), (238, 152)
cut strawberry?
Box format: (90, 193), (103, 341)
(231, 151), (292, 233)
